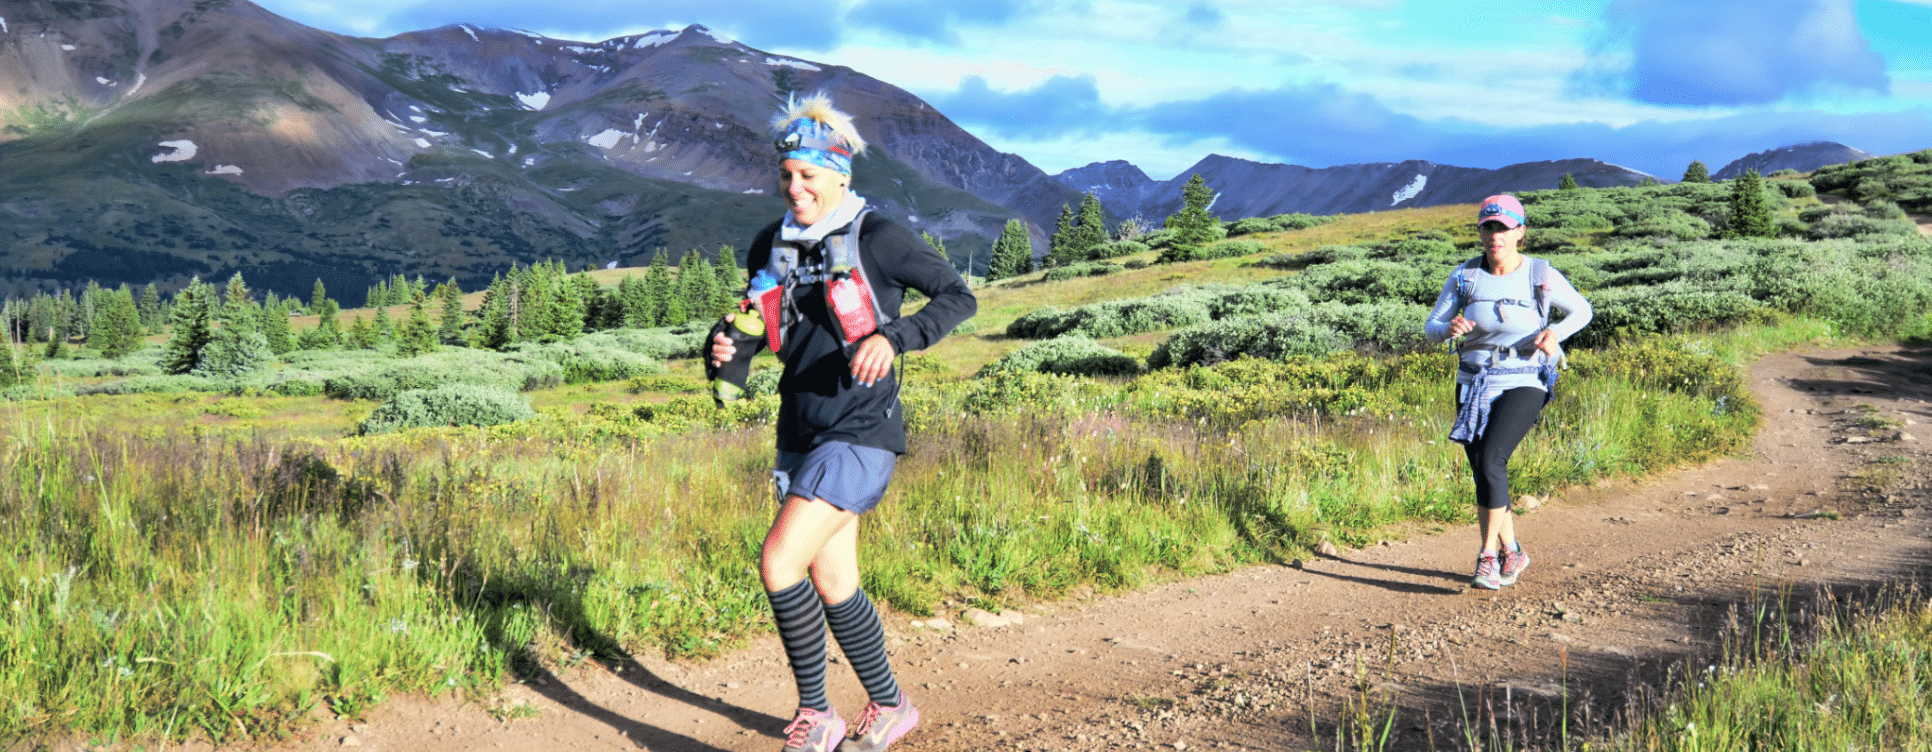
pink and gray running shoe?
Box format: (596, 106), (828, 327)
(839, 692), (919, 752)
(1498, 546), (1530, 586)
(1471, 551), (1504, 590)
(782, 707), (846, 752)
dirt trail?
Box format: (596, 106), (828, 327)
(192, 346), (1931, 752)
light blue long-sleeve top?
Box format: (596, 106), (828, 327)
(1423, 257), (1592, 394)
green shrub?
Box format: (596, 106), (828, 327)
(1280, 259), (1445, 306)
(1574, 281), (1766, 347)
(509, 340), (668, 384)
(1864, 200), (1909, 220)
(975, 335), (1140, 378)
(1087, 240), (1150, 260)
(1195, 238), (1268, 260)
(1806, 214), (1921, 240)
(322, 355), (563, 401)
(1042, 261), (1123, 281)
(1225, 218), (1278, 237)
(1203, 286), (1312, 319)
(1126, 354), (1386, 425)
(1304, 302), (1433, 353)
(77, 374), (228, 396)
(1614, 210), (1714, 241)
(959, 370), (1097, 414)
(356, 384), (536, 435)
(1148, 314), (1349, 368)
(1776, 180), (1817, 199)
(1005, 295), (1212, 339)
(1269, 213), (1339, 231)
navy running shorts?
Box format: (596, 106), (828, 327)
(773, 441), (899, 514)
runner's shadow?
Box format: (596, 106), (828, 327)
(519, 662), (748, 751)
(438, 564), (784, 750)
(1294, 553), (1464, 595)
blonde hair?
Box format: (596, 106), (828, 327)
(771, 91), (867, 155)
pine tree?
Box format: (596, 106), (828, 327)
(675, 249), (717, 323)
(1046, 202), (1077, 267)
(0, 340), (37, 389)
(1683, 160), (1710, 184)
(25, 295), (54, 343)
(437, 279), (466, 345)
(195, 273), (270, 378)
(987, 219), (1034, 281)
(373, 306), (394, 344)
(712, 245), (744, 312)
(259, 300), (294, 355)
(1559, 173), (1579, 190)
(161, 278), (215, 374)
(1726, 168), (1776, 239)
(551, 267), (586, 339)
(90, 286), (142, 358)
(618, 275), (650, 328)
(1070, 191), (1108, 258)
(643, 250), (675, 326)
(1639, 176), (1660, 187)
(395, 287), (438, 357)
(348, 315), (377, 350)
(476, 274), (515, 349)
(137, 283), (161, 333)
(1163, 173), (1219, 261)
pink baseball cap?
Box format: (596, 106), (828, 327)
(1476, 195), (1526, 228)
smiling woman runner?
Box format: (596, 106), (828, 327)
(709, 93), (976, 752)
(1424, 194), (1592, 590)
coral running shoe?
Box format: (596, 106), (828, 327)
(782, 707), (846, 752)
(1498, 546), (1530, 586)
(839, 692), (919, 752)
(1471, 551), (1503, 590)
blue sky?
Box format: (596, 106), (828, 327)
(254, 0), (1932, 181)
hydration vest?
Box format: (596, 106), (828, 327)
(750, 209), (892, 359)
(1452, 255), (1552, 331)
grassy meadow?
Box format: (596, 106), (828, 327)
(4, 159), (1932, 748)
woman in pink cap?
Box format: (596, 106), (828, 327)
(1424, 194), (1592, 590)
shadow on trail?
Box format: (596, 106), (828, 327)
(441, 564), (784, 751)
(1297, 552), (1465, 595)
(1787, 348), (1932, 418)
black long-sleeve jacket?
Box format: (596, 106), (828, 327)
(747, 212), (977, 455)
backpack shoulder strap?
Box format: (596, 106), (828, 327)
(1454, 255), (1483, 310)
(1531, 256), (1552, 325)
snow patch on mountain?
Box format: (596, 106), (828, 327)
(1, 17), (9, 34)
(634, 31), (676, 49)
(413, 138), (431, 149)
(766, 58), (820, 71)
(460, 25), (479, 42)
(151, 140), (198, 163)
(588, 129), (627, 149)
(517, 91), (550, 110)
(1391, 174), (1426, 206)
(207, 164), (242, 175)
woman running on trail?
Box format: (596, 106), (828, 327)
(1424, 194), (1592, 590)
(709, 93), (976, 752)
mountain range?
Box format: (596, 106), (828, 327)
(0, 0), (1889, 299)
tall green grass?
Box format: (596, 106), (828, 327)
(0, 318), (1783, 744)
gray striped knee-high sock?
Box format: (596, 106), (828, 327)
(766, 579), (831, 712)
(824, 588), (901, 707)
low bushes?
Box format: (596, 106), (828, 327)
(975, 335), (1140, 378)
(355, 384), (536, 435)
(1042, 261), (1123, 281)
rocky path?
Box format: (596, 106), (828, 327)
(188, 345), (1932, 752)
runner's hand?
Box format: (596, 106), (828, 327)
(1447, 315), (1474, 339)
(709, 314), (737, 367)
(1533, 328), (1560, 356)
(850, 333), (894, 386)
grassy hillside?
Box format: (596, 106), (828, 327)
(3, 162), (1931, 747)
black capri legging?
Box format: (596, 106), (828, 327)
(1457, 385), (1547, 510)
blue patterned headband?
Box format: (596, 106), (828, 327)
(775, 117), (854, 175)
